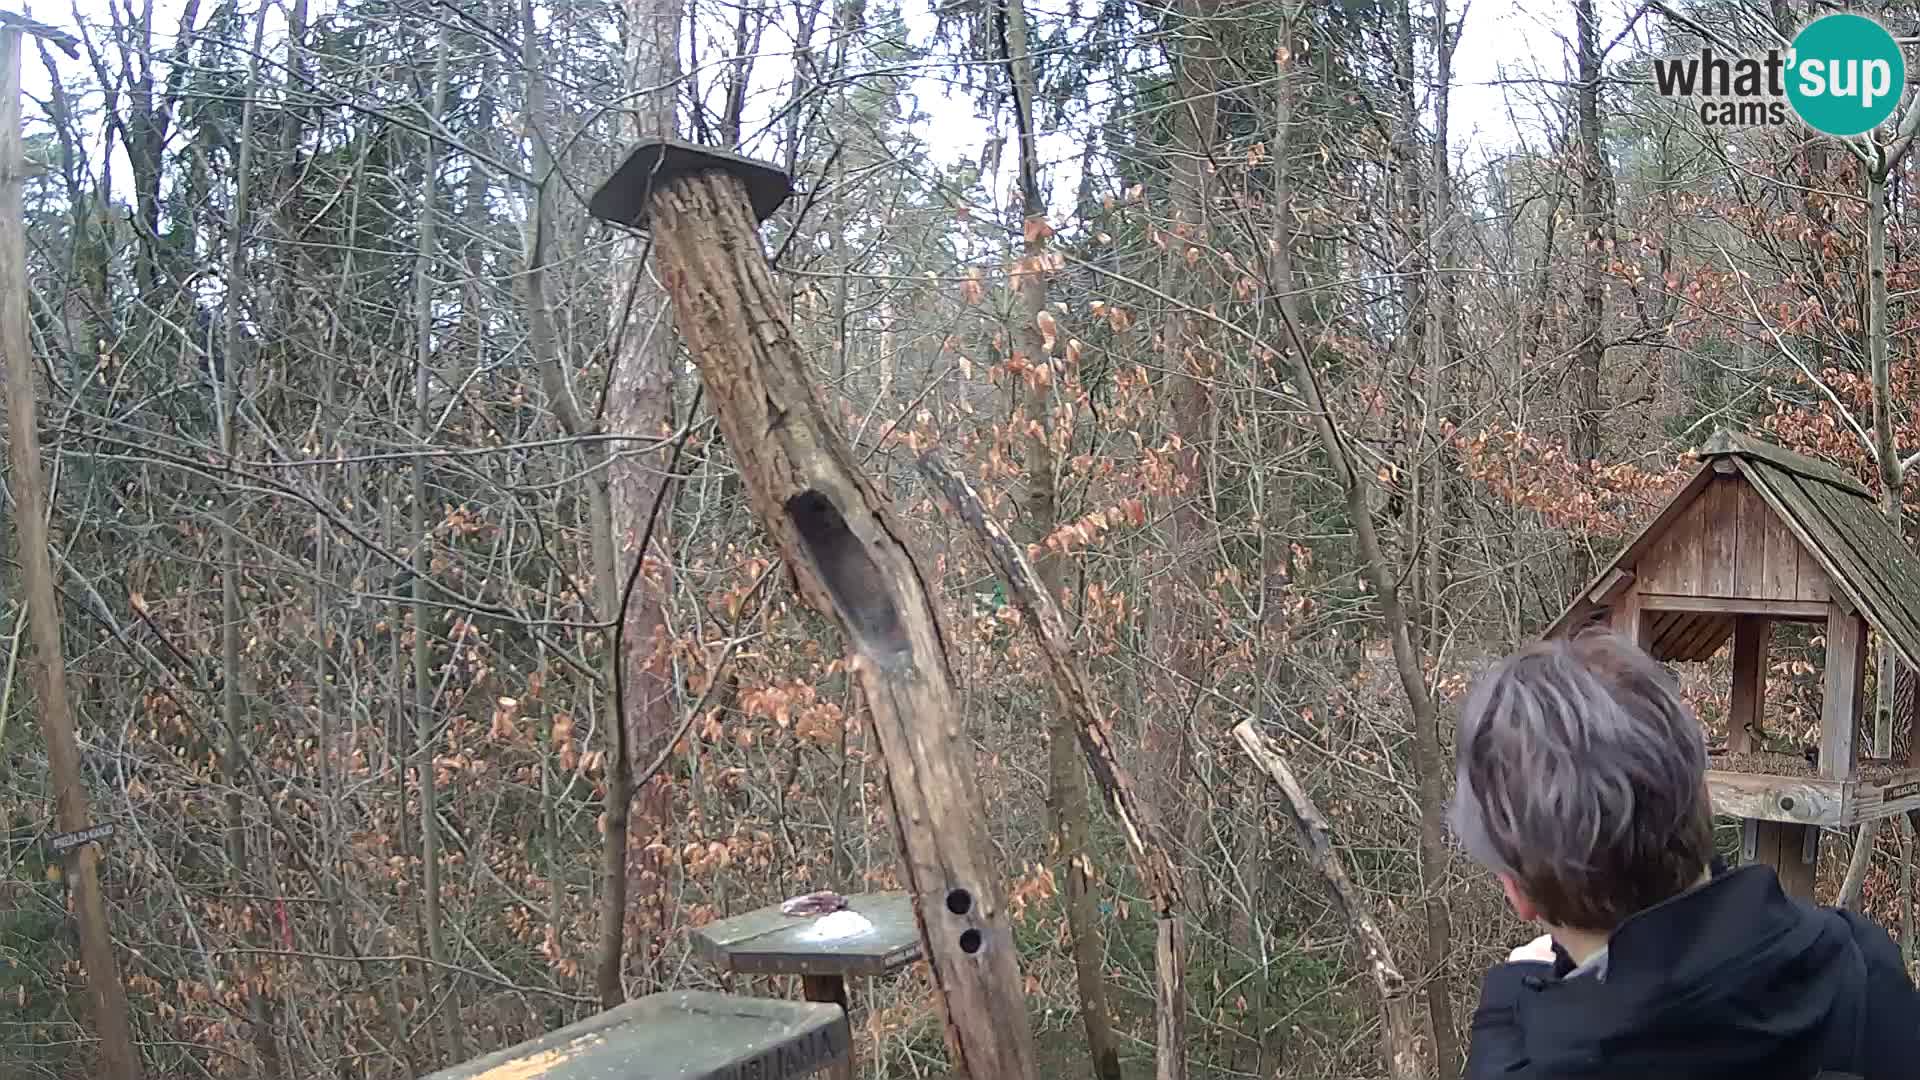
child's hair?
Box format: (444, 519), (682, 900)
(1448, 628), (1715, 931)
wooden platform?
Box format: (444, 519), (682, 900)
(420, 990), (849, 1080)
(692, 891), (922, 978)
(1708, 766), (1920, 827)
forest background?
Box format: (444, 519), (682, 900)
(2, 0), (1916, 1077)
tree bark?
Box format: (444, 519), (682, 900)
(0, 27), (146, 1080)
(606, 0), (687, 993)
(1570, 0), (1606, 588)
(923, 453), (1187, 1080)
(1421, 0), (1457, 659)
(640, 162), (1039, 1080)
(411, 22), (462, 1064)
(1234, 723), (1428, 1080)
(213, 11), (285, 1076)
(1268, 30), (1454, 1072)
(1151, 0), (1221, 904)
(1837, 163), (1905, 910)
(998, 0), (1122, 1073)
(1274, 21), (1451, 1068)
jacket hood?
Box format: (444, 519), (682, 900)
(1517, 865), (1864, 1077)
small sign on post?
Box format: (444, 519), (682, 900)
(48, 822), (114, 854)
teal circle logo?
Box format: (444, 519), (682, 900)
(1787, 13), (1905, 137)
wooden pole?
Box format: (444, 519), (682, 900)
(1233, 722), (1429, 1080)
(0, 25), (145, 1080)
(919, 452), (1187, 1080)
(593, 142), (1039, 1080)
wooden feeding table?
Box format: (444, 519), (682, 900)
(1705, 752), (1920, 829)
(692, 892), (923, 1080)
(1545, 430), (1920, 899)
(419, 989), (849, 1080)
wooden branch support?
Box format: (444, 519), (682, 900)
(589, 140), (1037, 1080)
(919, 453), (1187, 1080)
(1232, 721), (1429, 1080)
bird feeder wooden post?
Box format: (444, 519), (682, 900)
(1546, 430), (1920, 901)
(588, 140), (1039, 1080)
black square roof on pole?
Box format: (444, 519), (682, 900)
(589, 138), (794, 229)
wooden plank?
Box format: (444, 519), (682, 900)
(1672, 614), (1727, 662)
(1729, 617), (1770, 754)
(1708, 769), (1845, 826)
(1732, 477), (1773, 598)
(1702, 475), (1739, 596)
(1698, 618), (1736, 660)
(1588, 568), (1634, 605)
(1906, 663), (1920, 769)
(1822, 610), (1867, 781)
(1735, 476), (1789, 595)
(1737, 461), (1866, 627)
(1789, 477), (1893, 621)
(1749, 821), (1820, 900)
(1809, 479), (1920, 662)
(1760, 494), (1804, 600)
(1639, 493), (1707, 596)
(1846, 767), (1920, 823)
(1542, 463), (1716, 640)
(1794, 538), (1830, 602)
(1647, 609), (1686, 657)
(801, 977), (855, 1080)
(1700, 429), (1873, 498)
(1610, 585), (1650, 647)
(1651, 609), (1685, 637)
(1637, 595), (1828, 619)
(1670, 615), (1715, 661)
(420, 990), (850, 1080)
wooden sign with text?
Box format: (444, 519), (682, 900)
(48, 823), (113, 854)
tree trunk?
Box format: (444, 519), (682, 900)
(0, 26), (146, 1080)
(999, 0), (1121, 1073)
(636, 160), (1040, 1080)
(1570, 0), (1606, 587)
(213, 11), (284, 1076)
(1150, 0), (1220, 903)
(1838, 164), (1904, 910)
(1268, 30), (1451, 1075)
(606, 0), (687, 993)
(411, 22), (462, 1064)
(1422, 0), (1457, 658)
(923, 453), (1186, 1080)
(1235, 724), (1427, 1080)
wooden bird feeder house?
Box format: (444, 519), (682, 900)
(1546, 430), (1920, 899)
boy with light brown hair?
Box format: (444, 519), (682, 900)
(1451, 630), (1918, 1079)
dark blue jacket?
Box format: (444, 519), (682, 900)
(1465, 862), (1920, 1079)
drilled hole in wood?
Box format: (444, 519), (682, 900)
(1780, 796), (1796, 811)
(945, 888), (972, 915)
(959, 928), (983, 955)
(785, 490), (908, 657)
